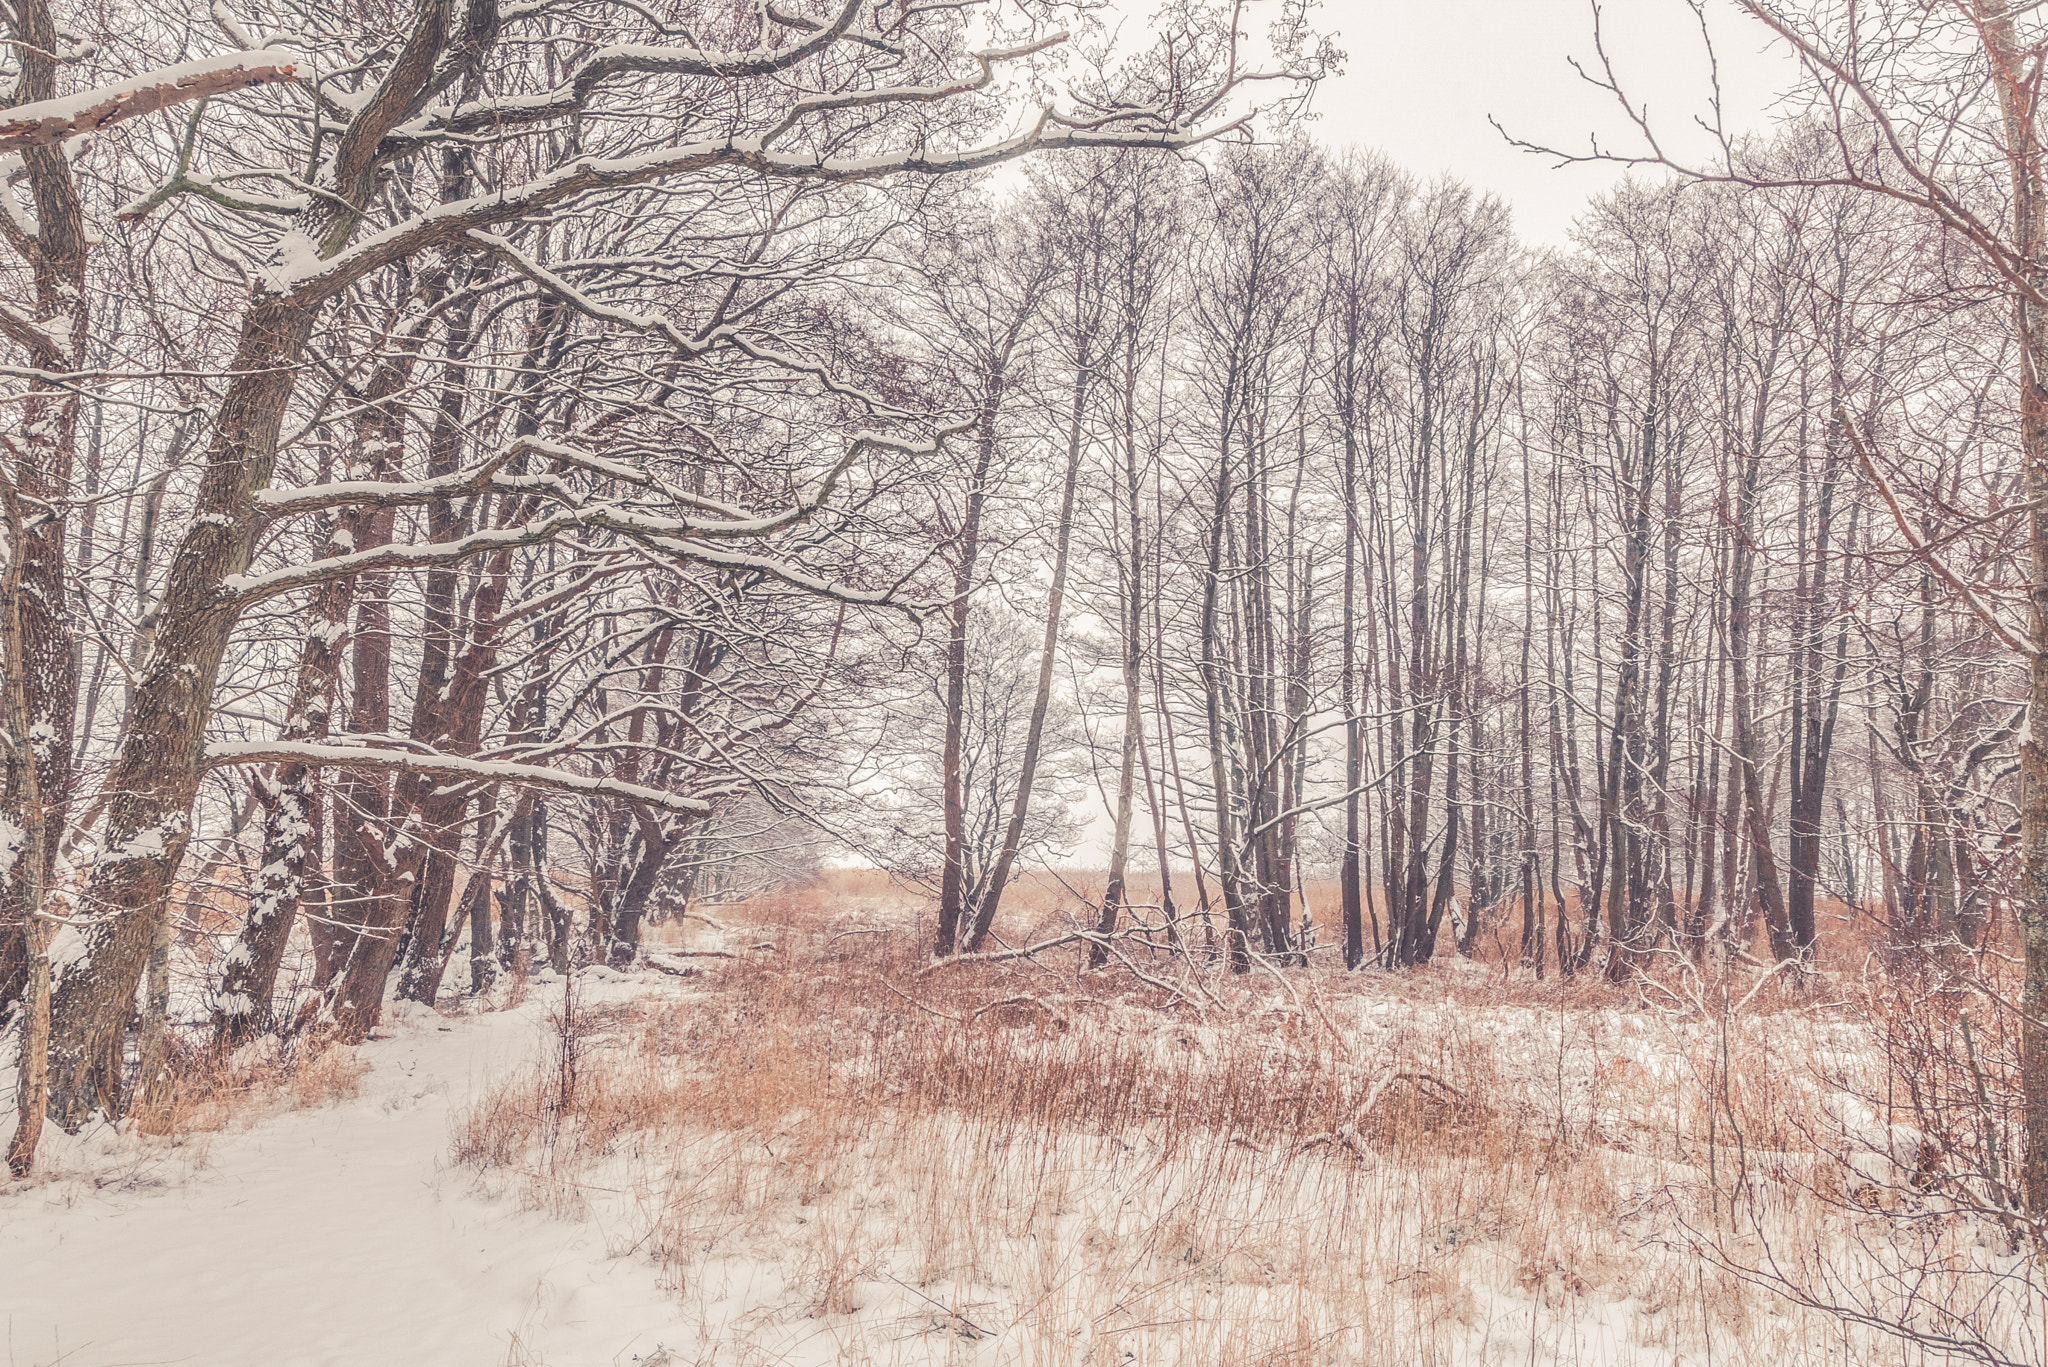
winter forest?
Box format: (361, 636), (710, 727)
(6, 0), (2048, 1364)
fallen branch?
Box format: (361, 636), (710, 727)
(923, 924), (1210, 982)
(1359, 1069), (1468, 1119)
(969, 993), (1067, 1025)
(881, 978), (960, 1020)
(919, 930), (1090, 974)
(1294, 1123), (1374, 1163)
(1089, 934), (1216, 1019)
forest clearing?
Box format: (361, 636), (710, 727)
(6, 0), (2048, 1362)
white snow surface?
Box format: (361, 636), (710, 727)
(1, 983), (696, 1367)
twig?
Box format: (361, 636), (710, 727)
(1359, 1069), (1468, 1119)
(1294, 1124), (1374, 1163)
(969, 993), (1066, 1025)
(882, 978), (961, 1021)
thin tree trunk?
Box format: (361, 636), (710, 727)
(1728, 434), (1795, 961)
(964, 343), (1093, 951)
(934, 358), (1011, 956)
(1092, 335), (1149, 965)
(0, 0), (83, 1024)
(1340, 401), (1365, 968)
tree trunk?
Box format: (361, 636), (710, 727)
(1978, 0), (2048, 1213)
(3, 480), (54, 1175)
(1201, 424), (1253, 971)
(1091, 341), (1149, 966)
(965, 340), (1093, 951)
(0, 0), (84, 1023)
(45, 294), (320, 1128)
(606, 807), (680, 968)
(1340, 412), (1365, 968)
(934, 367), (1007, 957)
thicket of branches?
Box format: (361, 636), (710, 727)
(3, 0), (2047, 1265)
(867, 131), (2020, 981)
(0, 0), (1320, 1175)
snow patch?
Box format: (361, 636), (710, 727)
(2, 986), (699, 1366)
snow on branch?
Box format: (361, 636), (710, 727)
(242, 429), (955, 608)
(203, 740), (710, 815)
(1837, 404), (2031, 658)
(0, 50), (303, 155)
(256, 435), (539, 516)
(266, 117), (1229, 304)
(223, 497), (913, 609)
(374, 0), (877, 150)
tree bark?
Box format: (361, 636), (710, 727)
(0, 0), (84, 1022)
(3, 479), (54, 1175)
(964, 333), (1093, 951)
(934, 367), (1008, 956)
(1978, 0), (2048, 1213)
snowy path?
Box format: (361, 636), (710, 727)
(1, 989), (694, 1367)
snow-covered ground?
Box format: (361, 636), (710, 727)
(5, 944), (2041, 1367)
(2, 981), (695, 1367)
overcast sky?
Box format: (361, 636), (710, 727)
(1301, 0), (1798, 245)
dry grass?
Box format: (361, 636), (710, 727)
(125, 1030), (370, 1140)
(452, 879), (2046, 1366)
(742, 870), (1911, 1009)
(2, 1028), (370, 1193)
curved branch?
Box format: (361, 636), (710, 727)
(0, 49), (302, 154)
(1840, 404), (2030, 657)
(203, 739), (711, 814)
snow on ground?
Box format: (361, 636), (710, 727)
(0, 943), (2029, 1367)
(2, 977), (694, 1367)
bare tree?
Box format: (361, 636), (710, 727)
(1527, 0), (2048, 1219)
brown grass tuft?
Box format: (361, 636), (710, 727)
(125, 1031), (369, 1139)
(448, 881), (2044, 1366)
